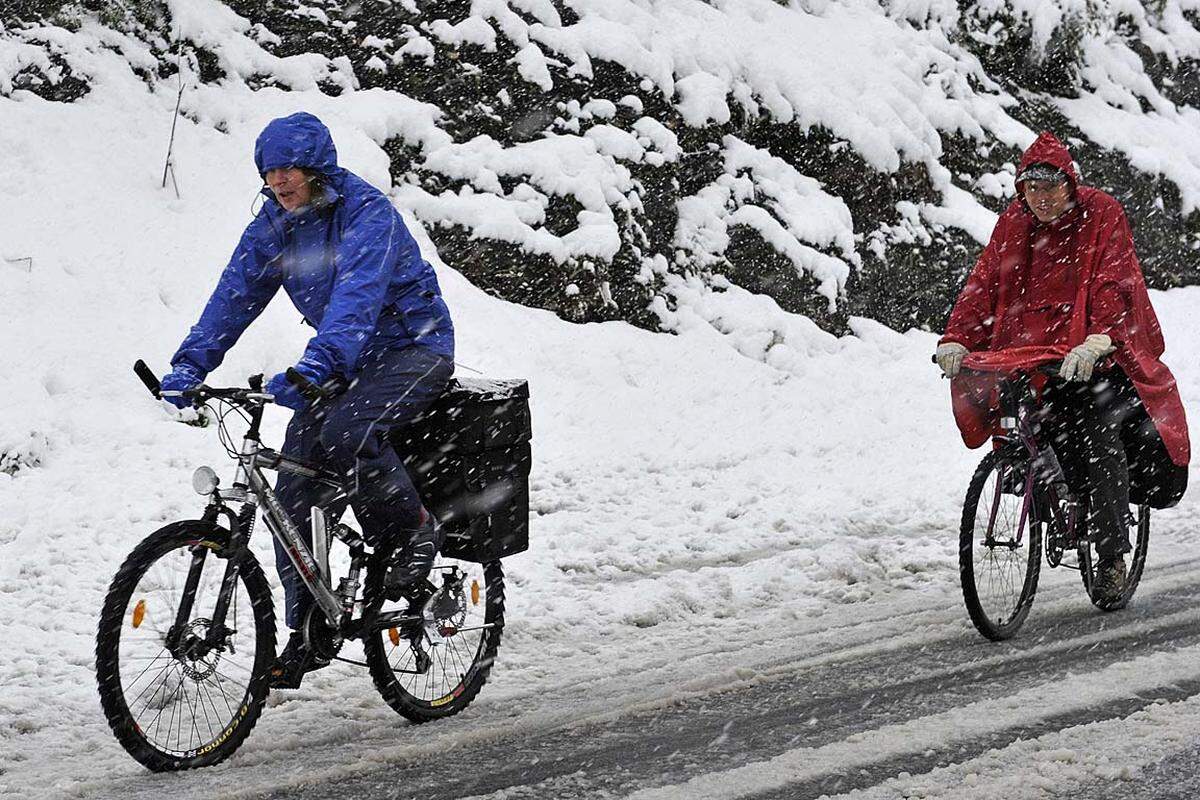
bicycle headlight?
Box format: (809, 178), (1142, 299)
(192, 466), (220, 496)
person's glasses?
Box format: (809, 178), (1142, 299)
(1023, 180), (1066, 195)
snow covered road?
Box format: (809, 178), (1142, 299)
(51, 541), (1200, 800)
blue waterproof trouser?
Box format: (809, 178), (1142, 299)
(273, 345), (453, 628)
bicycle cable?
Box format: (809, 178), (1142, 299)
(214, 399), (252, 459)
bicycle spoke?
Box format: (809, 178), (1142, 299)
(445, 636), (469, 682)
(211, 668), (237, 718)
(128, 658), (178, 718)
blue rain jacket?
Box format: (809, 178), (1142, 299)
(171, 112), (454, 383)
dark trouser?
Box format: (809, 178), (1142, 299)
(1039, 369), (1139, 561)
(273, 345), (453, 629)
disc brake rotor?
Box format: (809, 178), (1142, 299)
(423, 571), (469, 640)
(177, 618), (219, 681)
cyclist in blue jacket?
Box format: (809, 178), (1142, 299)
(159, 112), (454, 688)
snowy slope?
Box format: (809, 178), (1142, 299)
(2, 7), (1200, 800)
(8, 0), (1200, 337)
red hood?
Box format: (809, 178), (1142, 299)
(1016, 131), (1079, 191)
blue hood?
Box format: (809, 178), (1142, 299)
(253, 112), (340, 177)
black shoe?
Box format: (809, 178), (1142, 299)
(268, 631), (330, 690)
(384, 511), (445, 600)
(1092, 556), (1128, 605)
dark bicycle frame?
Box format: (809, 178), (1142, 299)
(137, 362), (455, 670)
(971, 364), (1083, 558)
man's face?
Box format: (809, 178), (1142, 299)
(265, 167), (314, 211)
(1023, 178), (1072, 222)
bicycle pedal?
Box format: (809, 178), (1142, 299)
(268, 664), (306, 690)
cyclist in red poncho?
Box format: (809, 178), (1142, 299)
(934, 131), (1190, 603)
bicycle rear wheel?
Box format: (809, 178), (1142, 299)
(96, 521), (276, 771)
(1079, 504), (1150, 611)
(960, 451), (1042, 641)
(363, 554), (504, 723)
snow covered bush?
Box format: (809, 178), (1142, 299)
(0, 430), (50, 476)
(3, 0), (1199, 337)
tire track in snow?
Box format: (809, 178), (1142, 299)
(240, 563), (1200, 800)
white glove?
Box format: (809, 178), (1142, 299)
(159, 401), (210, 427)
(1059, 334), (1115, 382)
(935, 342), (968, 378)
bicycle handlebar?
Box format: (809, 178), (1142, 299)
(929, 353), (1066, 377)
(134, 359), (273, 406)
(285, 367), (324, 401)
(134, 360), (162, 397)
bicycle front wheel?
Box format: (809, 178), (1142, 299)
(960, 451), (1042, 641)
(363, 554), (504, 723)
(96, 521), (276, 771)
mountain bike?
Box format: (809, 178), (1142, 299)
(953, 359), (1149, 641)
(96, 361), (506, 771)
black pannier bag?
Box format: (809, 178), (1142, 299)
(390, 377), (532, 562)
(1123, 409), (1188, 510)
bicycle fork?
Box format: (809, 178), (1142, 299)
(165, 505), (255, 660)
(984, 463), (1035, 549)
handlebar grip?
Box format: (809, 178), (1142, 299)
(286, 368), (348, 401)
(285, 367), (313, 390)
(134, 360), (162, 398)
(285, 367), (325, 402)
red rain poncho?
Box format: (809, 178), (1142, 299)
(940, 131), (1190, 466)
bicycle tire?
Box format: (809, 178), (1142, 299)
(363, 554), (504, 723)
(96, 521), (276, 771)
(960, 450), (1043, 641)
(1078, 504), (1150, 612)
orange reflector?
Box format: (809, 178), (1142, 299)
(471, 580), (480, 606)
(132, 600), (146, 629)
(388, 627), (400, 647)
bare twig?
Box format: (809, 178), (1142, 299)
(161, 48), (185, 198)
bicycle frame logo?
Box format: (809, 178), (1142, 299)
(245, 446), (345, 625)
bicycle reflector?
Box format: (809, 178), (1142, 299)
(132, 599), (146, 629)
(388, 628), (401, 647)
(471, 580), (480, 606)
(192, 466), (219, 495)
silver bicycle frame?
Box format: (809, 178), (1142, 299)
(234, 437), (346, 626)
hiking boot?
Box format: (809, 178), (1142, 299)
(1091, 556), (1128, 605)
(268, 630), (330, 690)
(384, 510), (445, 600)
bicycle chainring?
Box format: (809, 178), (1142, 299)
(302, 607), (343, 662)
